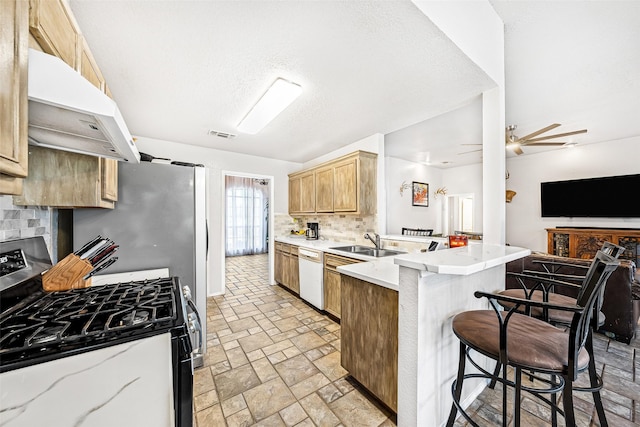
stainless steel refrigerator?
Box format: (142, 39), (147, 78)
(73, 161), (207, 364)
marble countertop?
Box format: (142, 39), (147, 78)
(337, 257), (400, 291)
(393, 244), (530, 275)
(275, 236), (389, 262)
(276, 236), (530, 290)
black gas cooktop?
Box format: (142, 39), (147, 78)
(0, 277), (181, 371)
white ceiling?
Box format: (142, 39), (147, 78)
(68, 1), (640, 167)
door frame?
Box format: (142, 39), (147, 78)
(220, 171), (275, 293)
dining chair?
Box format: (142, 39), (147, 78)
(446, 250), (620, 427)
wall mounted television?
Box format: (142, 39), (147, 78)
(540, 174), (640, 218)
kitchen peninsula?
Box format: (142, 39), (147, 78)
(338, 244), (530, 426)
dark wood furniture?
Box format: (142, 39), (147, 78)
(546, 227), (640, 266)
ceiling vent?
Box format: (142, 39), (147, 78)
(208, 130), (237, 139)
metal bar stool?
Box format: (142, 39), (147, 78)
(446, 250), (619, 427)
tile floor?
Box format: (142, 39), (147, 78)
(194, 254), (640, 426)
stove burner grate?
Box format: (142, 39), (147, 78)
(0, 277), (178, 358)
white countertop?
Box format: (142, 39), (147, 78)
(275, 236), (390, 262)
(337, 257), (400, 291)
(276, 236), (530, 290)
(393, 244), (530, 275)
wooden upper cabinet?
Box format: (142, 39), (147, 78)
(29, 0), (80, 69)
(11, 0), (119, 207)
(78, 36), (105, 90)
(289, 177), (301, 213)
(299, 173), (315, 213)
(289, 172), (315, 214)
(288, 151), (377, 216)
(14, 147), (115, 208)
(315, 167), (334, 212)
(100, 158), (118, 202)
(333, 158), (357, 212)
(0, 0), (29, 195)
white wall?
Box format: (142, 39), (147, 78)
(135, 137), (302, 296)
(505, 136), (640, 252)
(385, 157), (444, 235)
(384, 158), (483, 236)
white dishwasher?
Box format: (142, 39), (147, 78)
(298, 247), (324, 309)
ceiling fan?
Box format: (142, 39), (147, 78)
(505, 123), (587, 155)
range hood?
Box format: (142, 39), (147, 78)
(27, 49), (140, 163)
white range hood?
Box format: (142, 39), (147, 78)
(27, 49), (140, 163)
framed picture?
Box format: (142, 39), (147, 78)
(412, 182), (429, 207)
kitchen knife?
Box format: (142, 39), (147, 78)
(89, 244), (119, 265)
(74, 235), (103, 258)
(80, 239), (111, 260)
(84, 257), (118, 279)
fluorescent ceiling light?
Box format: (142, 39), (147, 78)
(237, 78), (302, 134)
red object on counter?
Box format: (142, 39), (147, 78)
(448, 235), (469, 248)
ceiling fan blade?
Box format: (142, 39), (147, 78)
(515, 123), (561, 142)
(457, 149), (482, 155)
(523, 129), (588, 142)
(505, 142), (524, 154)
(521, 142), (568, 146)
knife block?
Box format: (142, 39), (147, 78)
(42, 253), (93, 292)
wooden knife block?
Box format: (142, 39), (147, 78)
(42, 253), (93, 292)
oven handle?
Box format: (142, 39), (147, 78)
(187, 299), (203, 356)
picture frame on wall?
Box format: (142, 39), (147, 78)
(412, 182), (429, 207)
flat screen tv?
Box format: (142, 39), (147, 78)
(541, 174), (640, 218)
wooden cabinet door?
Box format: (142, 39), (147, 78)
(341, 275), (398, 412)
(333, 159), (358, 212)
(78, 36), (105, 90)
(324, 269), (341, 318)
(274, 245), (285, 285)
(289, 248), (300, 294)
(289, 177), (301, 214)
(315, 167), (334, 212)
(299, 173), (315, 213)
(29, 0), (79, 69)
(0, 0), (29, 195)
(100, 158), (118, 202)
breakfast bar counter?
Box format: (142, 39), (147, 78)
(337, 244), (530, 426)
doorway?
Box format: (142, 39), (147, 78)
(443, 193), (475, 236)
(222, 172), (274, 294)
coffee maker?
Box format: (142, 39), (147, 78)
(305, 222), (319, 240)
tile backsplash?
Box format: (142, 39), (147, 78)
(0, 195), (53, 255)
(274, 213), (377, 245)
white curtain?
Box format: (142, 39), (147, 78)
(225, 176), (269, 256)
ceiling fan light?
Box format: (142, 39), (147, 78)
(237, 78), (302, 134)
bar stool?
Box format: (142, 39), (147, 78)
(446, 250), (619, 427)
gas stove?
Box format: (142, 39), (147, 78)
(0, 237), (197, 426)
(0, 276), (181, 371)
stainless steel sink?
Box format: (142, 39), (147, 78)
(330, 245), (373, 253)
(330, 245), (406, 257)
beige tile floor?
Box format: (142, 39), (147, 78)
(194, 253), (639, 426)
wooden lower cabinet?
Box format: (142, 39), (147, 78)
(323, 253), (362, 319)
(341, 275), (398, 412)
(274, 242), (299, 294)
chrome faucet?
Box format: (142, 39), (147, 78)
(364, 233), (381, 250)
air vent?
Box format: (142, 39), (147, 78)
(208, 130), (237, 139)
